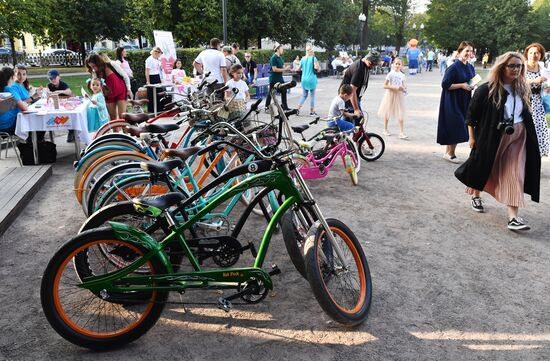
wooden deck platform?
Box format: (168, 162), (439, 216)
(0, 166), (52, 236)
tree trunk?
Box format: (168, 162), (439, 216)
(361, 0), (370, 50)
(79, 41), (86, 66)
(9, 36), (17, 66)
(138, 35), (143, 49)
(257, 36), (262, 49)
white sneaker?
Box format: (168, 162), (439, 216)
(383, 129), (391, 136)
(443, 153), (461, 163)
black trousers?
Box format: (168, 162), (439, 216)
(147, 74), (163, 113)
(265, 83), (288, 110)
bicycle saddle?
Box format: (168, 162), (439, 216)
(125, 125), (147, 137)
(291, 124), (309, 133)
(145, 123), (180, 133)
(133, 192), (186, 213)
(164, 146), (202, 162)
(128, 99), (149, 106)
(140, 159), (183, 175)
(122, 112), (150, 125)
(125, 124), (179, 137)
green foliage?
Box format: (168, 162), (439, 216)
(45, 0), (128, 56)
(528, 0), (550, 50)
(271, 0), (317, 48)
(0, 0), (46, 64)
(123, 0), (153, 46)
(227, 0), (280, 48)
(426, 0), (533, 55)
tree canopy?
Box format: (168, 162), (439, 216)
(426, 0), (538, 55)
(3, 0), (549, 60)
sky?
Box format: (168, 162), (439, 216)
(412, 0), (430, 13)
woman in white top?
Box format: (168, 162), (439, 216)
(115, 47), (137, 98)
(171, 59), (187, 85)
(145, 46), (163, 112)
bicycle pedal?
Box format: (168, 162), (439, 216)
(268, 264), (281, 276)
(217, 297), (232, 312)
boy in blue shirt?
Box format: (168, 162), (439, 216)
(327, 84), (355, 132)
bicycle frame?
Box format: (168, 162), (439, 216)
(92, 146), (278, 225)
(298, 138), (358, 180)
(79, 161), (303, 294)
(79, 81), (352, 297)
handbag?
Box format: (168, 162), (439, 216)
(17, 141), (57, 165)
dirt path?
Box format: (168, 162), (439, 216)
(0, 70), (549, 360)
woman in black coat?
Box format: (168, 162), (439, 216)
(455, 52), (541, 231)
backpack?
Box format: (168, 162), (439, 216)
(17, 141), (57, 165)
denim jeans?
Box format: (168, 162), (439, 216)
(439, 62), (447, 75)
(328, 118), (354, 132)
(426, 60), (434, 71)
(299, 88), (316, 109)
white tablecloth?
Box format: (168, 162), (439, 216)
(15, 99), (92, 144)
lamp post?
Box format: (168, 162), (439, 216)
(358, 13), (366, 51)
(222, 0), (228, 45)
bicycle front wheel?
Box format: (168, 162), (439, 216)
(40, 229), (168, 349)
(281, 203), (318, 279)
(304, 218), (372, 326)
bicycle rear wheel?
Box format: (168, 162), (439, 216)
(40, 229), (168, 349)
(358, 133), (385, 161)
(304, 218), (372, 326)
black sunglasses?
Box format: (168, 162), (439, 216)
(506, 64), (523, 70)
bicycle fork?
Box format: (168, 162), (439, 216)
(290, 166), (349, 268)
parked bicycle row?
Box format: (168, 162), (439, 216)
(40, 79), (383, 349)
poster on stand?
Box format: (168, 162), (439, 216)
(153, 30), (177, 83)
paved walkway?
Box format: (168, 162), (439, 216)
(0, 69), (549, 360)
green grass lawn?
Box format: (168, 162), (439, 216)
(26, 66), (86, 76)
(29, 74), (90, 94)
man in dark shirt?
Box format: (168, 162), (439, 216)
(340, 51), (381, 116)
(265, 45), (291, 111)
(47, 69), (74, 141)
(242, 52), (257, 85)
(47, 69), (72, 96)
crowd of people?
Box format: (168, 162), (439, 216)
(1, 36), (549, 233)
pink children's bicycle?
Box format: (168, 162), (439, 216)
(290, 119), (360, 185)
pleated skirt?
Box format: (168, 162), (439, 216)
(377, 89), (406, 120)
(466, 123), (527, 207)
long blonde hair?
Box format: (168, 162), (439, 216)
(487, 52), (531, 111)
